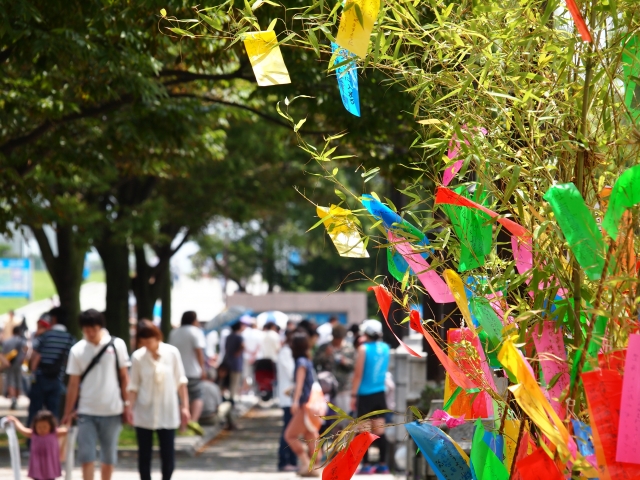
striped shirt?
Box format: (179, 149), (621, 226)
(35, 325), (75, 378)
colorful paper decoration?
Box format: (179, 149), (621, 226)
(330, 42), (360, 117)
(468, 297), (503, 345)
(617, 334), (640, 464)
(431, 409), (466, 429)
(543, 183), (606, 281)
(405, 421), (473, 480)
(515, 447), (564, 480)
(317, 205), (369, 258)
(602, 164), (640, 241)
(470, 420), (509, 480)
(243, 31), (291, 86)
(335, 0), (380, 58)
(443, 269), (476, 335)
(565, 0), (592, 42)
(322, 432), (378, 480)
(622, 35), (640, 122)
(531, 321), (570, 419)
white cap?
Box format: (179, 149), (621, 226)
(360, 319), (383, 337)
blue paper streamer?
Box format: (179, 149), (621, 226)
(405, 421), (473, 480)
(331, 42), (360, 117)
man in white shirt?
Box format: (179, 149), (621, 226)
(62, 309), (131, 480)
(276, 331), (297, 471)
(204, 328), (219, 370)
(169, 311), (206, 422)
(260, 322), (281, 362)
(240, 316), (262, 392)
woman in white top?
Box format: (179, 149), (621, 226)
(128, 320), (190, 480)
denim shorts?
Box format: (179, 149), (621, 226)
(77, 414), (122, 465)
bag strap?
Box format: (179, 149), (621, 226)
(80, 337), (116, 384)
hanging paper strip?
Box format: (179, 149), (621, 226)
(565, 0), (592, 42)
(470, 420), (510, 480)
(622, 35), (640, 123)
(617, 334), (640, 464)
(243, 31), (291, 86)
(511, 430), (535, 480)
(571, 419), (597, 472)
(531, 321), (570, 420)
(442, 127), (488, 186)
(387, 246), (409, 282)
(405, 421), (473, 480)
(410, 311), (478, 390)
(435, 187), (529, 239)
(389, 231), (454, 303)
(468, 297), (503, 346)
(361, 194), (428, 242)
(368, 285), (421, 357)
(499, 339), (572, 460)
(543, 183), (606, 281)
(443, 269), (476, 335)
(317, 205), (369, 258)
(322, 432), (377, 480)
(515, 447), (564, 480)
(599, 185), (637, 275)
(602, 164), (640, 241)
(511, 236), (533, 275)
(582, 369), (640, 479)
(330, 42), (360, 117)
(335, 0), (380, 58)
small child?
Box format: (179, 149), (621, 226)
(6, 410), (67, 480)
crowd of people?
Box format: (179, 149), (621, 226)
(0, 308), (395, 479)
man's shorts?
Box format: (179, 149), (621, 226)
(5, 365), (22, 390)
(77, 414), (122, 465)
(356, 391), (388, 419)
(187, 378), (203, 401)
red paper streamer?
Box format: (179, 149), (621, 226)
(435, 187), (529, 239)
(565, 0), (593, 42)
(322, 432), (378, 480)
(516, 447), (564, 480)
(368, 286), (421, 357)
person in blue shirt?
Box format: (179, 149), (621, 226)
(350, 319), (391, 475)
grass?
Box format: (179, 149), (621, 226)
(0, 269), (105, 315)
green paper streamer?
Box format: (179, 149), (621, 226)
(469, 297), (503, 345)
(440, 187), (492, 272)
(543, 183), (606, 281)
(602, 164), (640, 240)
(622, 35), (640, 123)
(443, 386), (462, 412)
(470, 420), (509, 480)
(387, 247), (406, 282)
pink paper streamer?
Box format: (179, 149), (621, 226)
(617, 333), (640, 464)
(431, 410), (466, 428)
(486, 291), (515, 325)
(389, 232), (454, 303)
(442, 127), (487, 186)
(532, 321), (570, 420)
(511, 236), (533, 275)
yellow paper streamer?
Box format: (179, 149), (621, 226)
(498, 338), (571, 460)
(335, 0), (380, 58)
(317, 205), (369, 258)
(443, 269), (477, 336)
(243, 31), (291, 86)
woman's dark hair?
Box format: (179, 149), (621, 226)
(31, 410), (57, 433)
(79, 309), (105, 328)
(291, 331), (310, 360)
(231, 321), (242, 332)
(297, 319), (318, 338)
(137, 319), (163, 342)
(181, 311), (197, 326)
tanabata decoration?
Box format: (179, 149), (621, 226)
(543, 183), (606, 281)
(621, 35), (640, 122)
(598, 185), (637, 275)
(442, 127), (487, 187)
(617, 334), (640, 464)
(565, 0), (592, 42)
(443, 269), (476, 335)
(322, 432), (378, 480)
(405, 421), (473, 480)
(330, 43), (360, 117)
(387, 247), (409, 282)
(389, 231), (454, 303)
(515, 447), (564, 480)
(582, 369), (640, 479)
(243, 31), (291, 86)
(531, 321), (570, 419)
(431, 409), (466, 429)
(317, 205), (369, 258)
(571, 419), (596, 470)
(335, 0), (380, 58)
(468, 297), (503, 346)
(368, 285), (421, 357)
(499, 338), (572, 460)
(602, 164), (640, 241)
(470, 420), (509, 480)
(511, 236), (533, 275)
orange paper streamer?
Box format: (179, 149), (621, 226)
(582, 369), (640, 479)
(323, 432), (378, 480)
(410, 310), (478, 390)
(368, 286), (421, 358)
(565, 0), (593, 42)
(435, 187), (529, 238)
(515, 447), (564, 480)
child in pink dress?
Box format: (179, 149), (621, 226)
(6, 410), (67, 480)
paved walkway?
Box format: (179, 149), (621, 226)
(0, 404), (398, 480)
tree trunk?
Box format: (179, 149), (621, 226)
(31, 225), (85, 338)
(132, 246), (155, 320)
(96, 240), (131, 348)
(160, 261), (172, 340)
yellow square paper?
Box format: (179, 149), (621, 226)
(243, 31), (291, 86)
(317, 205), (369, 258)
(335, 0), (380, 58)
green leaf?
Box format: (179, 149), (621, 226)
(168, 27), (196, 38)
(409, 406), (422, 419)
(442, 387), (462, 412)
(354, 3), (364, 28)
(294, 117), (307, 132)
(160, 8), (167, 17)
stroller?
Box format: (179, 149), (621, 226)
(253, 359), (276, 401)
